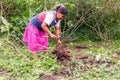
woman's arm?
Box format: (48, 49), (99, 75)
(55, 26), (62, 45)
(55, 26), (60, 38)
(41, 22), (57, 39)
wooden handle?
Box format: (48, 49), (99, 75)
(42, 36), (49, 38)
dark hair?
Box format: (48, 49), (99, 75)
(56, 5), (61, 10)
(56, 5), (68, 15)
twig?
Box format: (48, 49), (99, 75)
(7, 40), (31, 62)
(34, 44), (52, 53)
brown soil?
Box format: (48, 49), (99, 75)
(76, 54), (89, 59)
(39, 73), (56, 80)
(0, 68), (16, 79)
(60, 37), (78, 42)
(116, 52), (120, 59)
(39, 44), (115, 80)
(74, 45), (88, 49)
(39, 68), (69, 80)
(52, 45), (89, 61)
(52, 44), (72, 61)
(72, 45), (88, 52)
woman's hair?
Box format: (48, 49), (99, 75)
(56, 5), (68, 15)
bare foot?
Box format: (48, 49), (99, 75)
(44, 51), (48, 55)
(32, 52), (38, 59)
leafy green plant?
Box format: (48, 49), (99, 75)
(1, 0), (120, 79)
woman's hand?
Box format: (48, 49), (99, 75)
(57, 39), (62, 45)
(42, 22), (57, 39)
(50, 34), (57, 39)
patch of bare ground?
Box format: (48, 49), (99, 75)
(0, 68), (16, 80)
(39, 44), (116, 80)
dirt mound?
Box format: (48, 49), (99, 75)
(116, 52), (120, 59)
(39, 73), (56, 80)
(76, 54), (89, 59)
(39, 44), (116, 79)
(60, 37), (78, 41)
(52, 44), (72, 61)
(39, 68), (69, 80)
(0, 68), (16, 79)
(74, 45), (88, 49)
(73, 45), (88, 52)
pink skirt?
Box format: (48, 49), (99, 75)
(23, 23), (48, 52)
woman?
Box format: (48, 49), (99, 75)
(23, 5), (68, 59)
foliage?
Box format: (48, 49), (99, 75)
(0, 38), (61, 79)
(1, 34), (120, 79)
(0, 0), (120, 79)
(1, 0), (120, 41)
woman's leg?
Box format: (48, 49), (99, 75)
(32, 52), (38, 59)
(44, 50), (48, 55)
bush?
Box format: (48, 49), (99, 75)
(1, 0), (120, 41)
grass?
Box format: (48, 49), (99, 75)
(0, 34), (120, 80)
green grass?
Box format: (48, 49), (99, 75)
(0, 35), (120, 80)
